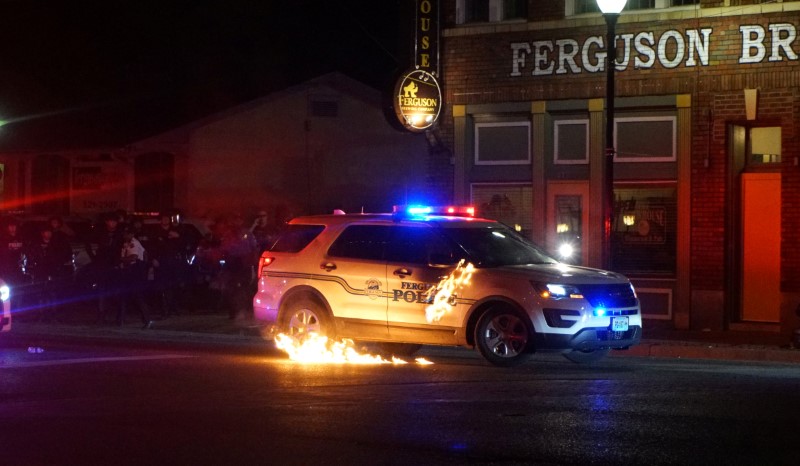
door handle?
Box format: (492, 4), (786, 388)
(393, 268), (412, 278)
(320, 262), (337, 272)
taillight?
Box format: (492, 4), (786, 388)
(259, 256), (275, 276)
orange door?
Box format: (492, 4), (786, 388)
(741, 173), (781, 322)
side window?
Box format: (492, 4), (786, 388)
(327, 225), (390, 261)
(386, 227), (457, 265)
(270, 225), (325, 253)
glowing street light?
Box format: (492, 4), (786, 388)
(597, 0), (626, 270)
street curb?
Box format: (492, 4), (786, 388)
(613, 340), (800, 364)
(8, 322), (273, 353)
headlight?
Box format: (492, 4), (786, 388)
(0, 285), (10, 302)
(532, 282), (583, 300)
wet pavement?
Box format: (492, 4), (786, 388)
(6, 303), (800, 364)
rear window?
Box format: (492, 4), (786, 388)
(271, 224), (325, 253)
(327, 225), (391, 261)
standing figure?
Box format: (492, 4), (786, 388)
(24, 228), (72, 322)
(150, 213), (185, 318)
(0, 218), (28, 318)
(250, 210), (276, 253)
(219, 214), (257, 320)
(88, 213), (125, 324)
(117, 228), (152, 328)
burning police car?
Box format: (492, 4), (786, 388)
(253, 206), (641, 366)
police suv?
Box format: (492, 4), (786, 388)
(253, 206), (641, 366)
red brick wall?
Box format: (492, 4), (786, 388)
(437, 7), (800, 295)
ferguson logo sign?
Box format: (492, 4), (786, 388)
(510, 23), (798, 77)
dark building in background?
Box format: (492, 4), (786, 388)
(0, 73), (431, 223)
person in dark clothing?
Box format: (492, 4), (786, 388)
(0, 218), (29, 318)
(24, 227), (73, 322)
(150, 213), (186, 318)
(250, 210), (277, 253)
(48, 216), (74, 248)
(117, 228), (153, 328)
(87, 213), (125, 324)
(218, 214), (257, 320)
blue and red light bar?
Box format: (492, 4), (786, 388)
(393, 205), (476, 217)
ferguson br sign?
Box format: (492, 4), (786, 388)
(510, 23), (798, 76)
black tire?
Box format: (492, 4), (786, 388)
(280, 298), (332, 340)
(562, 348), (611, 364)
(474, 307), (532, 367)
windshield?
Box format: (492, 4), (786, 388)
(441, 224), (558, 267)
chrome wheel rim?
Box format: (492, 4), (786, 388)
(483, 313), (528, 358)
(288, 308), (321, 336)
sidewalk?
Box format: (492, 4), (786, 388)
(7, 306), (800, 364)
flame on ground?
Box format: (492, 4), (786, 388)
(425, 259), (475, 323)
(274, 332), (433, 365)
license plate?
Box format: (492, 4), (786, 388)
(611, 316), (629, 332)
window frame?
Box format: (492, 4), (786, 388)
(474, 121), (531, 166)
(614, 116), (677, 163)
(554, 119), (590, 165)
(566, 0), (698, 16)
(457, 0), (527, 24)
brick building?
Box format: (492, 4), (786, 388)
(432, 1), (800, 335)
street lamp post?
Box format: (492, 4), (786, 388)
(597, 0), (626, 271)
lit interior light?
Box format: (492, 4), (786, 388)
(556, 223), (570, 233)
(623, 214), (636, 226)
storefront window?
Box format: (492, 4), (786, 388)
(569, 0), (696, 15)
(459, 0), (527, 23)
(475, 122), (531, 165)
(615, 116), (676, 162)
(612, 185), (677, 275)
(554, 120), (589, 165)
(472, 184), (533, 238)
(554, 195), (583, 264)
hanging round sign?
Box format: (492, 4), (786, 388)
(393, 69), (442, 132)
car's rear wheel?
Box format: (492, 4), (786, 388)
(562, 348), (611, 364)
(474, 306), (532, 367)
(281, 298), (332, 340)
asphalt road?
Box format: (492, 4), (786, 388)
(1, 337), (800, 465)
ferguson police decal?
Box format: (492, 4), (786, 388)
(393, 281), (435, 304)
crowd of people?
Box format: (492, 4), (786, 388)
(0, 210), (280, 327)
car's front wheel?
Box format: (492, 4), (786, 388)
(562, 348), (611, 364)
(474, 306), (532, 367)
(281, 298), (333, 340)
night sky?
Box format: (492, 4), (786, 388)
(0, 0), (411, 150)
